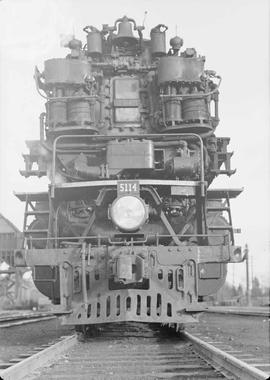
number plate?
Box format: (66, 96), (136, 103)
(117, 180), (140, 196)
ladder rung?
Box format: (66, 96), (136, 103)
(217, 152), (233, 158)
(24, 229), (49, 234)
(208, 225), (233, 230)
(20, 170), (46, 177)
(26, 211), (49, 215)
(233, 228), (241, 234)
(208, 226), (241, 233)
(22, 153), (38, 159)
(213, 170), (236, 175)
(207, 207), (229, 211)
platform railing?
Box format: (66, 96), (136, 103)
(51, 132), (205, 197)
(24, 232), (232, 249)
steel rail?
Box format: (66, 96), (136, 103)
(1, 328), (268, 379)
(0, 335), (77, 380)
(205, 306), (270, 318)
(0, 312), (55, 328)
(0, 315), (55, 328)
(183, 331), (269, 380)
(0, 311), (53, 321)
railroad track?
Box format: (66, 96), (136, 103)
(0, 311), (55, 328)
(205, 306), (270, 318)
(0, 323), (269, 380)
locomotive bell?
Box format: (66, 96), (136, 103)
(114, 16), (137, 45)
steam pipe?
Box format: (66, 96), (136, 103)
(39, 112), (46, 142)
(160, 77), (222, 99)
(81, 242), (88, 311)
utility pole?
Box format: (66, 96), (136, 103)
(251, 254), (254, 287)
(244, 244), (250, 306)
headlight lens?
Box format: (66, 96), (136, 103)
(110, 195), (147, 232)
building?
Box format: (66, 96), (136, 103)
(0, 213), (23, 266)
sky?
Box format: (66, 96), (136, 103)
(0, 0), (269, 287)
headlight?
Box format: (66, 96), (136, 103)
(110, 195), (148, 232)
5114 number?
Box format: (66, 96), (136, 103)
(119, 182), (138, 193)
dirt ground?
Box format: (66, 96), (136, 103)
(0, 318), (74, 363)
(0, 312), (269, 370)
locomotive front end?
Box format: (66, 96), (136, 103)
(15, 16), (243, 330)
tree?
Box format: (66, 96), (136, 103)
(237, 284), (244, 297)
(251, 277), (263, 298)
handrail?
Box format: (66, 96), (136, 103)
(47, 95), (99, 101)
(23, 233), (227, 243)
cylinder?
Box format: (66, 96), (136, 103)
(150, 25), (166, 57)
(46, 100), (67, 126)
(167, 156), (199, 177)
(164, 98), (182, 125)
(182, 98), (209, 122)
(67, 99), (91, 124)
(162, 85), (182, 126)
(87, 30), (102, 56)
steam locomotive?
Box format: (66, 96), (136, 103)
(14, 16), (243, 331)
